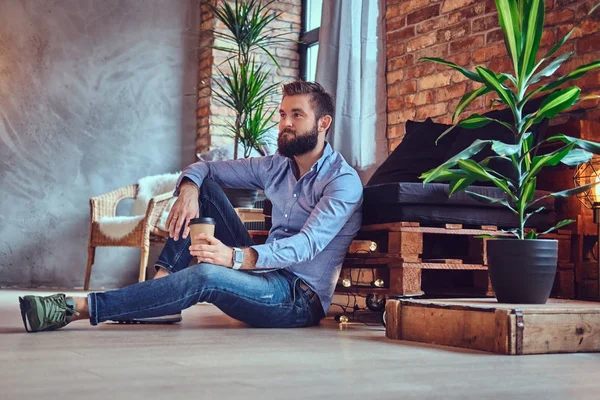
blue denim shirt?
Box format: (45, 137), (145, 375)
(175, 143), (363, 313)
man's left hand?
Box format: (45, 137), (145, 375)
(189, 233), (234, 268)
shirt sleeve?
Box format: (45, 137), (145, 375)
(251, 169), (363, 269)
(173, 156), (272, 196)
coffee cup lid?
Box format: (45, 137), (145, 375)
(189, 217), (215, 225)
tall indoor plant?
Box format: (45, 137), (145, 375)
(204, 0), (292, 206)
(420, 0), (600, 303)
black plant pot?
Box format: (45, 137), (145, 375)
(222, 188), (258, 209)
(487, 239), (558, 304)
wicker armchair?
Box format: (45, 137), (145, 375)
(84, 184), (174, 290)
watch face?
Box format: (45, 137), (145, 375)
(234, 249), (244, 263)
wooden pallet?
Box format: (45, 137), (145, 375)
(340, 222), (574, 299)
(385, 298), (600, 355)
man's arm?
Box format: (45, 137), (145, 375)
(251, 171), (363, 270)
(173, 156), (272, 196)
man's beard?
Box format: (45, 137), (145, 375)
(277, 124), (319, 158)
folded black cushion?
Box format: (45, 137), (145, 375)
(367, 118), (457, 186)
(367, 96), (549, 187)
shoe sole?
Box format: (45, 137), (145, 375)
(112, 315), (182, 325)
(19, 297), (33, 333)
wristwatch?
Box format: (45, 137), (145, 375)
(232, 247), (244, 270)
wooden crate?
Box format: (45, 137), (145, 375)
(385, 298), (600, 355)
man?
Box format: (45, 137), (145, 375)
(19, 81), (363, 332)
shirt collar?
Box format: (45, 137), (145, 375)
(313, 142), (333, 172)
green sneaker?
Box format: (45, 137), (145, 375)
(19, 294), (80, 333)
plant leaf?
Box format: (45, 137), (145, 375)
(457, 159), (513, 196)
(546, 134), (600, 154)
(525, 230), (538, 239)
(561, 148), (593, 166)
(420, 140), (491, 183)
(539, 219), (575, 235)
(491, 140), (520, 156)
(520, 0), (545, 81)
(495, 0), (522, 78)
(464, 190), (516, 212)
(533, 86), (581, 123)
(476, 66), (516, 110)
(420, 57), (482, 82)
(540, 60), (600, 93)
(528, 144), (575, 179)
(529, 52), (573, 85)
(456, 114), (493, 129)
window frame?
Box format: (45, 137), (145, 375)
(299, 0), (320, 81)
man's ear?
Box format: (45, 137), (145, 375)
(319, 115), (332, 133)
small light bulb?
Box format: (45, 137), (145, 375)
(373, 278), (385, 288)
(369, 242), (377, 252)
(342, 278), (352, 288)
(337, 315), (349, 323)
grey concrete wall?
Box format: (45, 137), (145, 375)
(0, 0), (199, 289)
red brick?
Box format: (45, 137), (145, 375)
(416, 103), (448, 120)
(558, 19), (600, 41)
(416, 6), (483, 34)
(387, 42), (406, 59)
(415, 43), (449, 60)
(441, 0), (478, 13)
(387, 26), (415, 43)
(437, 21), (470, 43)
(389, 80), (418, 96)
(387, 16), (407, 32)
(436, 82), (469, 101)
(407, 4), (441, 25)
(386, 3), (403, 20)
(546, 9), (575, 26)
(388, 97), (404, 112)
(387, 124), (406, 140)
(388, 108), (417, 125)
(387, 69), (405, 86)
(488, 56), (514, 73)
(407, 31), (438, 52)
(400, 0), (439, 15)
(404, 90), (436, 107)
(472, 43), (507, 62)
(577, 31), (600, 53)
(405, 62), (437, 79)
(445, 52), (472, 67)
(419, 71), (453, 90)
(472, 15), (498, 32)
(541, 29), (557, 47)
(450, 35), (484, 53)
(484, 0), (497, 13)
(388, 54), (415, 71)
(486, 28), (504, 44)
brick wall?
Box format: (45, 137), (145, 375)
(196, 0), (301, 156)
(386, 0), (600, 153)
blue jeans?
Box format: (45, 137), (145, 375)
(87, 179), (325, 328)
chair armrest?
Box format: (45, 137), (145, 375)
(89, 184), (138, 222)
(146, 192), (176, 233)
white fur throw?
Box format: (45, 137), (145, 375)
(98, 172), (180, 240)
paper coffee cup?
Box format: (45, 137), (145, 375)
(189, 217), (216, 245)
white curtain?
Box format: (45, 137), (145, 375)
(315, 0), (387, 172)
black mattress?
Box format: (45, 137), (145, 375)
(362, 183), (556, 229)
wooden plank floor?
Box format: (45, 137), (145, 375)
(1, 289), (600, 400)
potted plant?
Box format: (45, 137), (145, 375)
(204, 0), (292, 207)
(419, 0), (600, 304)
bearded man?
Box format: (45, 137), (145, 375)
(19, 81), (363, 332)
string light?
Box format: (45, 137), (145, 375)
(372, 278), (385, 288)
(341, 278), (352, 287)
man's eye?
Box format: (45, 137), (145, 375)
(294, 113), (301, 118)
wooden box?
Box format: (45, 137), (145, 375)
(385, 298), (600, 355)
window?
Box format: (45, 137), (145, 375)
(300, 0), (322, 82)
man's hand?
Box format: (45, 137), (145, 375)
(166, 182), (199, 241)
(189, 233), (234, 267)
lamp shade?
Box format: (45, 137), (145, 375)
(574, 155), (600, 209)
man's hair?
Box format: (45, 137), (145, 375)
(282, 81), (335, 125)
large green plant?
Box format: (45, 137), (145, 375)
(205, 0), (292, 159)
(420, 0), (600, 240)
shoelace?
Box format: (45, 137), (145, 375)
(43, 296), (80, 326)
